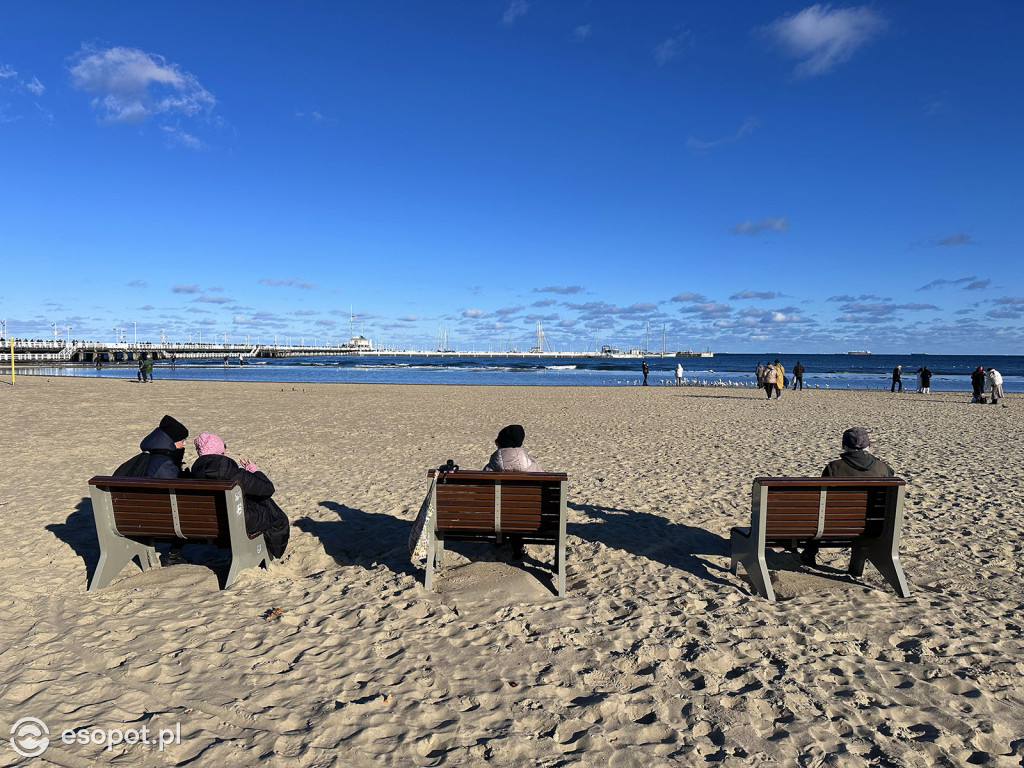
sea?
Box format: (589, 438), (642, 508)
(20, 353), (1024, 393)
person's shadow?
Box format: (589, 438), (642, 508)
(47, 497), (102, 587)
(296, 502), (420, 578)
(568, 501), (734, 588)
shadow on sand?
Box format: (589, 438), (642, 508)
(568, 501), (734, 588)
(296, 501), (421, 579)
(47, 497), (101, 587)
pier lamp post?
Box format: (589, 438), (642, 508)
(66, 326), (73, 346)
(199, 331), (202, 344)
(132, 322), (137, 344)
(1, 319), (6, 338)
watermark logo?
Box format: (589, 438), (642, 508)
(10, 718), (49, 758)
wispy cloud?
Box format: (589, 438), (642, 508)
(259, 278), (315, 289)
(671, 292), (709, 304)
(161, 126), (206, 150)
(761, 5), (887, 78)
(917, 275), (988, 291)
(127, 280), (147, 288)
(503, 0), (529, 26)
(678, 301), (732, 319)
(936, 232), (974, 246)
(533, 299), (557, 308)
(194, 295), (233, 305)
(731, 217), (788, 235)
(462, 308), (484, 318)
(731, 290), (778, 300)
(534, 285), (583, 295)
(653, 32), (693, 67)
(296, 110), (336, 124)
(172, 283), (201, 294)
(573, 25), (592, 42)
(25, 76), (44, 96)
(69, 45), (216, 124)
(687, 117), (759, 152)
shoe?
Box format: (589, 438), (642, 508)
(164, 551), (188, 566)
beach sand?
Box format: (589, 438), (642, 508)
(2, 376), (1023, 767)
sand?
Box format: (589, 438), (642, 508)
(1, 376), (1023, 767)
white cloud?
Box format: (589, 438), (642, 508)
(25, 76), (44, 96)
(687, 117), (759, 152)
(69, 45), (216, 124)
(0, 64), (15, 79)
(762, 5), (887, 77)
(731, 217), (789, 235)
(573, 25), (591, 42)
(463, 308), (484, 318)
(503, 0), (529, 26)
(653, 32), (692, 67)
(161, 126), (206, 150)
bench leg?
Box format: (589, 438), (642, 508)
(435, 534), (445, 567)
(555, 536), (566, 598)
(225, 534), (270, 589)
(424, 528), (436, 591)
(89, 538), (155, 591)
(851, 542), (910, 598)
(729, 528), (776, 601)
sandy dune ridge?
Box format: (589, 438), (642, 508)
(1, 376), (1022, 766)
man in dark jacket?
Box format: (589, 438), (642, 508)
(971, 366), (986, 403)
(891, 365), (902, 392)
(792, 361), (805, 390)
(112, 415), (191, 564)
(191, 433), (290, 559)
(801, 427), (894, 566)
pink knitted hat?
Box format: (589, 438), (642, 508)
(194, 432), (226, 456)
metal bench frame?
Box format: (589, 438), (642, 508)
(87, 476), (271, 590)
(424, 470), (569, 596)
(730, 476), (910, 602)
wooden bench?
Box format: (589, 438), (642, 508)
(87, 476), (271, 590)
(424, 470), (569, 596)
(729, 476), (910, 601)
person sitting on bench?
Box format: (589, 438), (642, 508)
(482, 424), (542, 558)
(191, 433), (291, 559)
(802, 426), (895, 566)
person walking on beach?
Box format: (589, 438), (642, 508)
(987, 367), (1003, 405)
(641, 359), (649, 386)
(142, 355), (154, 382)
(762, 361), (777, 399)
(801, 427), (895, 566)
(792, 361), (805, 390)
(891, 364), (903, 393)
(755, 361), (765, 388)
(915, 367), (923, 393)
(971, 366), (987, 403)
(137, 358), (146, 382)
(920, 366), (932, 394)
(675, 363), (683, 386)
(191, 433), (291, 559)
(773, 359), (785, 399)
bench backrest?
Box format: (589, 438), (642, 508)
(427, 470), (568, 535)
(88, 476), (240, 540)
(752, 477), (906, 542)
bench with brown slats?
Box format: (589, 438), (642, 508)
(423, 470), (569, 596)
(87, 476), (271, 590)
(729, 477), (910, 601)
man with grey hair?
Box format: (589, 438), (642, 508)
(801, 426), (895, 566)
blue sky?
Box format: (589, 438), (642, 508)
(2, 2), (1022, 353)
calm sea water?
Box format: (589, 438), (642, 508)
(21, 353), (1023, 392)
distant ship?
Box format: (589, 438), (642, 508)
(676, 349), (714, 358)
(848, 350), (872, 355)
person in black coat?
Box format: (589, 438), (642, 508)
(191, 433), (290, 558)
(970, 366), (987, 403)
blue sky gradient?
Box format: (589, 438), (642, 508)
(2, 2), (1022, 353)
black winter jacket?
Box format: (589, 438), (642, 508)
(191, 454), (290, 558)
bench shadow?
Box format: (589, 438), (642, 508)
(297, 502), (419, 579)
(46, 497), (101, 587)
(568, 501), (733, 588)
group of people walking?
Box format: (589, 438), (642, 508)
(755, 360), (804, 399)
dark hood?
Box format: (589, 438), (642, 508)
(140, 427), (184, 467)
(192, 453), (240, 479)
(840, 449), (878, 472)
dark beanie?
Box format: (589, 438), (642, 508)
(495, 424), (525, 449)
(842, 426), (870, 451)
(159, 415), (189, 443)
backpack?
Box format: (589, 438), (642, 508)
(113, 452), (151, 477)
